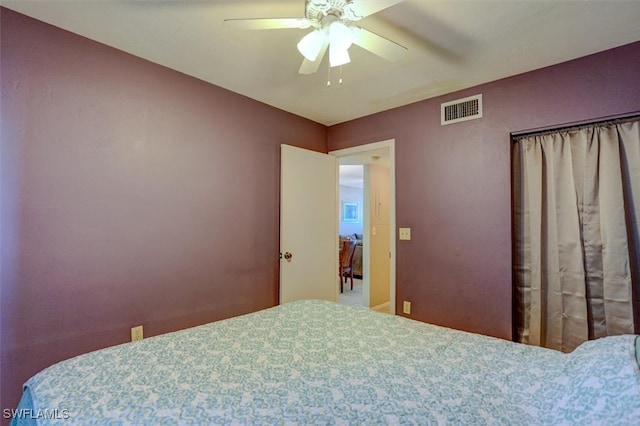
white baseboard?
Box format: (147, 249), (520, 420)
(370, 301), (390, 313)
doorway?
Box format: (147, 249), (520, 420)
(330, 140), (396, 315)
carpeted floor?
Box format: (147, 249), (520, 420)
(337, 277), (363, 306)
(338, 277), (390, 313)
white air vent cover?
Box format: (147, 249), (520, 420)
(441, 94), (482, 125)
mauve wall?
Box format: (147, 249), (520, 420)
(328, 41), (640, 340)
(0, 9), (326, 412)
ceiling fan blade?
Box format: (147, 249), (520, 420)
(299, 39), (329, 74)
(351, 27), (407, 62)
(223, 18), (311, 30)
(347, 0), (406, 19)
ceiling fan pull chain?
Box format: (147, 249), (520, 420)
(339, 65), (343, 84)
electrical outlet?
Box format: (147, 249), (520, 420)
(131, 325), (143, 342)
(399, 228), (411, 240)
(403, 301), (411, 315)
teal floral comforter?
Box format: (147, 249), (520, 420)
(15, 300), (640, 424)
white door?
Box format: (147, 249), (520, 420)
(280, 144), (337, 304)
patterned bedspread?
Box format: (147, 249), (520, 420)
(14, 300), (640, 425)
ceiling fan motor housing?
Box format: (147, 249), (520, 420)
(307, 0), (362, 25)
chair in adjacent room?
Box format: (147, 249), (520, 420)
(339, 239), (357, 293)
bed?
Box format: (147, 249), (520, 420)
(12, 300), (640, 425)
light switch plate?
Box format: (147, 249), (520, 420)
(399, 227), (411, 240)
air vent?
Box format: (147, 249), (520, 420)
(441, 94), (483, 125)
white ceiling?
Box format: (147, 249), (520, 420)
(3, 0), (640, 126)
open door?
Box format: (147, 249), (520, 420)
(280, 144), (337, 304)
(330, 139), (396, 314)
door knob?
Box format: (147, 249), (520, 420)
(283, 252), (293, 261)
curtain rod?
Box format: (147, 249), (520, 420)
(510, 111), (640, 138)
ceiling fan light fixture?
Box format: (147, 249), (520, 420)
(329, 21), (353, 51)
(327, 20), (353, 67)
(329, 44), (350, 67)
(297, 29), (324, 61)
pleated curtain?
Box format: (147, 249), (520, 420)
(513, 119), (640, 352)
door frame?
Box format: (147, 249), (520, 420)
(329, 139), (396, 315)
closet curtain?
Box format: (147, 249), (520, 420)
(513, 119), (640, 352)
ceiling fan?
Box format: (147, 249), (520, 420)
(224, 0), (407, 75)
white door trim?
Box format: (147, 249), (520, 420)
(329, 139), (396, 315)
